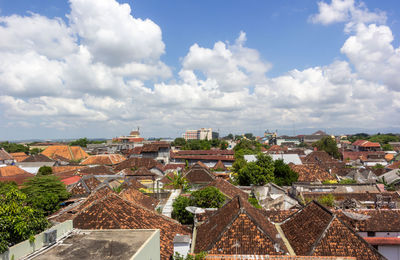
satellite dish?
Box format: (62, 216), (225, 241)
(185, 206), (205, 214)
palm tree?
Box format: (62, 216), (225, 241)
(166, 171), (190, 191)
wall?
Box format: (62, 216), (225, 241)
(378, 245), (400, 260)
(132, 229), (160, 260)
(0, 220), (73, 260)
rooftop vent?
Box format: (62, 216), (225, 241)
(44, 229), (57, 246)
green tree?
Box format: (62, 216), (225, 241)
(69, 138), (89, 147)
(220, 140), (228, 150)
(190, 187), (225, 208)
(29, 148), (42, 155)
(171, 196), (193, 224)
(21, 176), (70, 215)
(312, 136), (340, 159)
(382, 144), (394, 151)
(317, 194), (335, 207)
(37, 166), (53, 176)
(166, 171), (190, 191)
(339, 179), (357, 184)
(273, 159), (298, 186)
(244, 133), (255, 140)
(173, 138), (186, 147)
(0, 185), (48, 253)
(237, 153), (275, 186)
(0, 141), (29, 153)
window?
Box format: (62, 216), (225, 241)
(367, 231), (376, 237)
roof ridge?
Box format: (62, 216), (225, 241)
(68, 146), (74, 161)
(308, 214), (335, 255)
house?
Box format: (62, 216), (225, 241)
(290, 164), (336, 183)
(276, 136), (300, 146)
(183, 162), (216, 186)
(71, 192), (190, 259)
(279, 201), (383, 259)
(0, 148), (14, 164)
(378, 169), (400, 188)
(119, 185), (159, 210)
(9, 152), (28, 162)
(352, 140), (382, 152)
(16, 154), (56, 173)
(41, 145), (89, 161)
(170, 150), (235, 167)
(114, 157), (164, 177)
(139, 142), (171, 164)
(299, 130), (330, 145)
(0, 165), (34, 184)
(345, 169), (378, 184)
(253, 183), (299, 210)
(194, 195), (288, 255)
(80, 154), (126, 165)
(206, 178), (249, 200)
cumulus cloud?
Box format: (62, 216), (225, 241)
(0, 0), (399, 138)
(310, 0), (386, 30)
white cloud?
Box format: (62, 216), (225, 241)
(310, 0), (386, 31)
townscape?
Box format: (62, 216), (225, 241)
(1, 128), (400, 259)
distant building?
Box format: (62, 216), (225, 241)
(182, 128), (218, 140)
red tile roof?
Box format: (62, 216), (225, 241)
(119, 186), (159, 210)
(195, 196), (287, 255)
(206, 178), (248, 200)
(42, 145), (89, 161)
(9, 152), (29, 162)
(0, 165), (31, 177)
(80, 154), (126, 165)
(72, 193), (190, 259)
(290, 164), (335, 182)
(0, 148), (13, 160)
(212, 160), (227, 171)
(61, 176), (81, 186)
(113, 157), (164, 172)
(141, 142), (170, 152)
(387, 160), (400, 170)
(21, 154), (54, 162)
(204, 255), (356, 260)
(352, 140), (381, 148)
(183, 162), (215, 184)
(280, 201), (383, 259)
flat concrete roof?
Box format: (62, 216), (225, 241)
(32, 229), (157, 260)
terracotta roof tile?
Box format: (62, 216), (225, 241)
(302, 192), (400, 206)
(9, 152), (29, 162)
(290, 164), (335, 182)
(206, 178), (248, 200)
(212, 160), (227, 171)
(387, 160), (400, 170)
(21, 154), (54, 162)
(119, 186), (159, 210)
(0, 165), (31, 177)
(204, 255), (356, 260)
(163, 163), (185, 171)
(113, 157), (164, 172)
(0, 148), (13, 160)
(41, 145), (89, 161)
(195, 196), (287, 255)
(80, 154), (126, 165)
(336, 209), (400, 232)
(72, 193), (190, 259)
(141, 142), (170, 152)
(51, 166), (86, 174)
(184, 162), (215, 184)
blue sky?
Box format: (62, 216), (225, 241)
(0, 0), (399, 140)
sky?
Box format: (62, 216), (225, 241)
(0, 0), (399, 140)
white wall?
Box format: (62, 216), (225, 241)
(378, 245), (400, 260)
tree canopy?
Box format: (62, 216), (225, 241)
(0, 184), (48, 253)
(37, 166), (53, 177)
(21, 176), (70, 215)
(312, 136), (340, 159)
(273, 159), (298, 186)
(172, 138), (227, 150)
(69, 138), (104, 147)
(0, 141), (29, 153)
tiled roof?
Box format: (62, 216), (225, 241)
(80, 154), (126, 165)
(212, 160), (227, 171)
(387, 160), (400, 170)
(121, 177), (146, 190)
(0, 148), (13, 160)
(268, 145), (288, 152)
(9, 152), (29, 162)
(173, 150), (234, 155)
(41, 145), (89, 161)
(133, 166), (156, 177)
(336, 209), (400, 232)
(303, 151), (340, 164)
(21, 154), (54, 162)
(160, 171), (175, 185)
(195, 195), (287, 255)
(206, 178), (248, 200)
(163, 163), (186, 171)
(52, 166), (86, 174)
(342, 151), (385, 161)
(352, 140), (381, 148)
(113, 157), (164, 172)
(77, 165), (115, 176)
(72, 193), (190, 259)
(204, 255), (356, 260)
(290, 164), (335, 182)
(302, 192), (400, 205)
(280, 201), (383, 259)
(0, 166), (34, 185)
(119, 186), (159, 210)
(69, 176), (101, 197)
(184, 162), (215, 184)
(171, 150), (235, 161)
(61, 176), (81, 186)
(263, 209), (298, 223)
(0, 165), (31, 177)
(141, 142), (170, 152)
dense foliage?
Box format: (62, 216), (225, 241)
(234, 153), (298, 186)
(172, 187), (225, 224)
(69, 137), (104, 147)
(21, 176), (70, 215)
(190, 187), (225, 208)
(312, 136), (340, 159)
(0, 141), (29, 153)
(166, 171), (190, 191)
(0, 183), (48, 253)
(317, 194), (335, 207)
(37, 166), (53, 176)
(347, 133), (400, 145)
(171, 138), (227, 150)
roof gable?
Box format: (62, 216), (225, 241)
(80, 154), (126, 165)
(41, 145), (89, 161)
(184, 163), (215, 184)
(206, 178), (248, 200)
(119, 186), (159, 210)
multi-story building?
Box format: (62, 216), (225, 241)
(182, 128), (218, 140)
